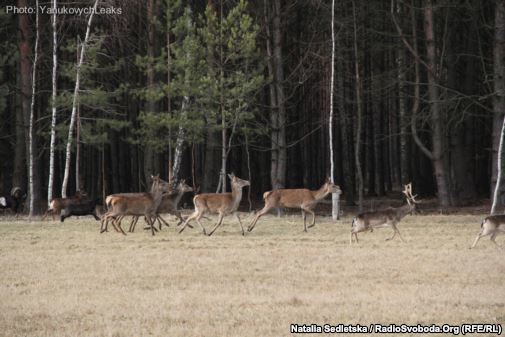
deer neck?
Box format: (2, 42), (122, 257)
(151, 187), (164, 210)
(312, 185), (329, 201)
(173, 190), (185, 207)
(231, 185), (244, 210)
(396, 203), (413, 219)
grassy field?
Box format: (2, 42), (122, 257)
(0, 213), (503, 336)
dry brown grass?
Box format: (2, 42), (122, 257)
(0, 213), (503, 336)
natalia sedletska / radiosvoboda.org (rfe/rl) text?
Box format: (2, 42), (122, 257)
(290, 323), (502, 335)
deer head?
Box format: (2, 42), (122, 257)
(323, 177), (342, 195)
(177, 179), (194, 193)
(228, 173), (250, 188)
(150, 174), (171, 194)
(402, 183), (419, 214)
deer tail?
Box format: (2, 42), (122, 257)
(263, 191), (272, 200)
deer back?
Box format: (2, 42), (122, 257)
(267, 189), (312, 208)
(194, 193), (234, 214)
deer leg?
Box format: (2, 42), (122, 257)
(302, 210), (307, 232)
(158, 215), (170, 228)
(113, 216), (127, 236)
(247, 205), (272, 232)
(235, 213), (245, 236)
(145, 215), (155, 236)
(304, 207), (316, 228)
(100, 214), (112, 233)
(128, 216), (138, 233)
(173, 211), (193, 229)
(179, 211), (198, 234)
(208, 213), (225, 236)
(470, 230), (484, 249)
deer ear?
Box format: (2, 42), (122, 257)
(228, 173), (235, 180)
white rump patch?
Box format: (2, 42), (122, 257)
(0, 197), (6, 207)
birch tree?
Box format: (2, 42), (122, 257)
(48, 0), (57, 205)
(28, 0), (40, 217)
(61, 0), (99, 198)
(491, 115), (505, 214)
(491, 0), (505, 205)
(352, 0), (364, 212)
(329, 0), (340, 220)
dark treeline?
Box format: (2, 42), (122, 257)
(0, 0), (502, 214)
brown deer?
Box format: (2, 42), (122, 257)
(350, 183), (418, 244)
(247, 178), (342, 233)
(128, 180), (194, 232)
(470, 215), (505, 249)
(100, 175), (171, 236)
(42, 190), (87, 220)
(178, 174), (250, 236)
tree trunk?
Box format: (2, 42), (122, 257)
(48, 0), (58, 205)
(270, 0), (287, 190)
(352, 0), (364, 212)
(144, 0), (156, 185)
(423, 0), (451, 207)
(491, 115), (505, 214)
(491, 0), (505, 202)
(329, 0), (340, 220)
(17, 0), (32, 203)
(28, 0), (40, 216)
(61, 0), (98, 198)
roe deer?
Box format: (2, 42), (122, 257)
(470, 215), (505, 249)
(247, 178), (342, 233)
(100, 175), (171, 235)
(350, 183), (418, 244)
(179, 174), (250, 236)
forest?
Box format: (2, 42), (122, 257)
(0, 0), (503, 215)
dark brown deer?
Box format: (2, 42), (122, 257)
(350, 183), (418, 244)
(470, 215), (505, 249)
(100, 175), (171, 235)
(247, 178), (342, 233)
(179, 174), (250, 236)
(42, 190), (87, 220)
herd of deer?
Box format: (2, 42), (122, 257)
(41, 174), (504, 249)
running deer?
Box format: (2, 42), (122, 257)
(178, 174), (250, 236)
(247, 178), (342, 233)
(350, 183), (418, 244)
(128, 180), (194, 232)
(470, 215), (505, 249)
(43, 190), (87, 220)
(100, 175), (171, 235)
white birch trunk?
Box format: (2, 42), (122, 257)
(61, 0), (98, 198)
(172, 96), (188, 185)
(491, 115), (505, 214)
(352, 0), (364, 212)
(48, 0), (57, 205)
(329, 0), (340, 220)
(28, 0), (40, 217)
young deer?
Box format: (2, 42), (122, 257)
(128, 180), (194, 232)
(247, 178), (342, 233)
(179, 174), (250, 236)
(43, 190), (87, 220)
(470, 215), (505, 249)
(100, 175), (171, 235)
(350, 183), (418, 244)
